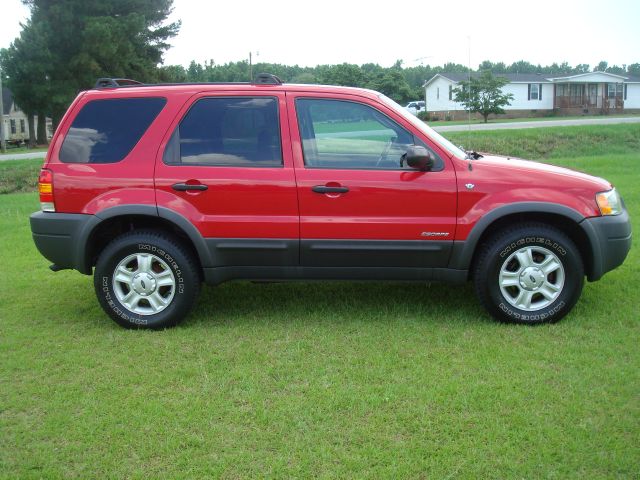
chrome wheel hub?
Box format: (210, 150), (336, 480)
(519, 266), (545, 291)
(498, 246), (565, 311)
(112, 253), (176, 315)
(132, 272), (157, 296)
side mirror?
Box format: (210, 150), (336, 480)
(402, 145), (435, 171)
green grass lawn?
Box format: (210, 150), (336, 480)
(0, 159), (43, 194)
(426, 112), (640, 126)
(1, 126), (638, 477)
(0, 145), (48, 155)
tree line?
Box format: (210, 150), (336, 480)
(1, 0), (639, 145)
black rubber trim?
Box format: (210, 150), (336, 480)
(580, 209), (632, 281)
(206, 238), (298, 267)
(448, 202), (586, 271)
(30, 211), (93, 272)
(302, 239), (451, 268)
(203, 266), (467, 285)
(31, 206), (214, 275)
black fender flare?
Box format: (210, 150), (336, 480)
(448, 202), (592, 271)
(75, 205), (212, 273)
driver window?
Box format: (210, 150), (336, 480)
(296, 98), (415, 169)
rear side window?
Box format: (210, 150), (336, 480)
(163, 97), (282, 167)
(60, 97), (166, 163)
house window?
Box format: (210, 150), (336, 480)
(624, 84), (627, 100)
(607, 83), (623, 97)
(529, 84), (539, 100)
(448, 85), (453, 100)
(569, 84), (584, 105)
(10, 119), (16, 134)
(20, 119), (25, 133)
(437, 87), (440, 100)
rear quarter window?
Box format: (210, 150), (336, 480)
(59, 97), (166, 163)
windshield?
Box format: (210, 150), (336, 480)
(378, 94), (466, 159)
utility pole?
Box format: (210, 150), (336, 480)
(248, 51), (260, 82)
(0, 66), (6, 153)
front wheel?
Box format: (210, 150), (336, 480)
(94, 230), (200, 329)
(473, 224), (584, 325)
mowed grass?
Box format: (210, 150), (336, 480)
(426, 112), (640, 126)
(446, 123), (640, 160)
(0, 159), (43, 194)
(1, 126), (639, 478)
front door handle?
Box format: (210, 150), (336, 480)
(312, 185), (349, 194)
(172, 183), (208, 192)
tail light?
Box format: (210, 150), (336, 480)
(38, 168), (55, 212)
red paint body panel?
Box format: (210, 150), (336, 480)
(153, 90), (299, 239)
(453, 155), (609, 240)
(46, 89), (196, 213)
(44, 82), (612, 246)
(286, 91), (458, 241)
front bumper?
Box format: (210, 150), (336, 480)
(30, 211), (94, 274)
(581, 208), (632, 281)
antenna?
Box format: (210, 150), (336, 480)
(467, 36), (472, 149)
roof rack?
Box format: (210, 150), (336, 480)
(254, 73), (283, 85)
(95, 78), (144, 89)
(93, 73), (284, 90)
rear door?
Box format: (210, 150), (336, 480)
(288, 92), (457, 268)
(154, 91), (299, 269)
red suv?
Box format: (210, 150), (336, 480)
(30, 75), (631, 328)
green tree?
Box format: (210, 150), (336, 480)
(628, 63), (640, 76)
(316, 63), (367, 87)
(367, 70), (413, 103)
(606, 64), (626, 75)
(291, 72), (317, 84)
(508, 60), (538, 74)
(595, 60), (608, 72)
(479, 60), (507, 73)
(9, 0), (179, 127)
(0, 19), (53, 145)
(453, 71), (513, 123)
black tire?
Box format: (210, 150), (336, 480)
(473, 223), (584, 325)
(94, 230), (200, 329)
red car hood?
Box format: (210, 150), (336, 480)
(477, 154), (611, 191)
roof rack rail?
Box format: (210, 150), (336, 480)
(94, 78), (143, 89)
(254, 73), (283, 85)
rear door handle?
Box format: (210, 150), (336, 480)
(172, 183), (208, 192)
(312, 185), (349, 194)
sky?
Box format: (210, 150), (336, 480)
(1, 0), (639, 70)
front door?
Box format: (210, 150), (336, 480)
(588, 84), (598, 107)
(155, 91), (299, 269)
(288, 93), (457, 268)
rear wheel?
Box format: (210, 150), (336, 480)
(94, 230), (200, 329)
(473, 224), (584, 324)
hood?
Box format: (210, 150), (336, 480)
(476, 154), (611, 191)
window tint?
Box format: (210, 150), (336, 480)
(164, 97), (282, 167)
(60, 97), (166, 163)
(295, 98), (417, 170)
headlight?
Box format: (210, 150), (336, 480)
(596, 188), (622, 216)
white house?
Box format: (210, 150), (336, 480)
(424, 71), (640, 119)
(1, 87), (52, 145)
